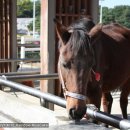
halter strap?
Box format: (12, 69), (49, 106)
(65, 91), (87, 100)
(58, 61), (87, 101)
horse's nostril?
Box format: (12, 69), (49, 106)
(69, 108), (75, 119)
(69, 107), (86, 120)
(69, 108), (75, 115)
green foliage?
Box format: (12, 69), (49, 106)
(102, 6), (130, 28)
(35, 0), (41, 16)
(28, 16), (40, 32)
(17, 0), (33, 18)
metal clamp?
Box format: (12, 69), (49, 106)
(86, 104), (98, 118)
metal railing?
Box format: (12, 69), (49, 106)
(0, 76), (130, 129)
(19, 36), (40, 59)
(86, 104), (130, 130)
(1, 73), (58, 81)
(0, 76), (66, 108)
(0, 71), (40, 76)
(0, 58), (40, 63)
(17, 44), (40, 47)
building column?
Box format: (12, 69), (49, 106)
(90, 0), (99, 23)
(40, 0), (56, 110)
(10, 0), (17, 72)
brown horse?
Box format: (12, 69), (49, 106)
(55, 17), (95, 121)
(55, 18), (130, 121)
(89, 23), (130, 119)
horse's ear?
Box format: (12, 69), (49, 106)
(54, 18), (70, 45)
(88, 24), (102, 38)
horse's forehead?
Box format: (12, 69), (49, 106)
(59, 45), (73, 60)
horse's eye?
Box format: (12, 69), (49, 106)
(63, 61), (71, 69)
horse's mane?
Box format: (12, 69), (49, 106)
(68, 17), (95, 33)
(68, 30), (90, 56)
(67, 17), (94, 56)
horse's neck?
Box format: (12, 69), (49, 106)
(93, 41), (108, 75)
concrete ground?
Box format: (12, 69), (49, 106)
(0, 90), (111, 130)
(50, 92), (130, 130)
(0, 88), (129, 130)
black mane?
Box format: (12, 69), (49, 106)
(69, 30), (90, 56)
(68, 17), (95, 33)
(67, 18), (94, 56)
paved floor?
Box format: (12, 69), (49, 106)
(108, 92), (130, 119)
(54, 92), (130, 130)
(1, 89), (129, 130)
(0, 90), (111, 130)
(103, 92), (130, 130)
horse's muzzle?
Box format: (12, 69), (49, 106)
(69, 107), (86, 121)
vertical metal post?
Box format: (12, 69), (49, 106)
(33, 0), (36, 38)
(100, 4), (103, 23)
(20, 36), (25, 60)
(99, 0), (104, 23)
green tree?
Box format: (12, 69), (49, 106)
(28, 16), (40, 32)
(17, 0), (33, 18)
(102, 7), (115, 24)
(102, 6), (130, 28)
(17, 0), (41, 32)
(27, 0), (41, 32)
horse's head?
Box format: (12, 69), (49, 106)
(54, 18), (95, 121)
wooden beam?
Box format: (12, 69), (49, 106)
(40, 0), (56, 110)
(89, 0), (99, 23)
(10, 0), (17, 72)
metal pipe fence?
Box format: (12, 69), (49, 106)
(86, 104), (130, 130)
(2, 73), (58, 81)
(0, 77), (66, 108)
(17, 44), (40, 47)
(20, 36), (40, 59)
(0, 71), (40, 76)
(0, 58), (40, 63)
(0, 76), (130, 129)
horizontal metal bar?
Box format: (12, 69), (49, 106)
(25, 48), (40, 51)
(3, 73), (59, 81)
(0, 58), (40, 63)
(0, 77), (129, 129)
(86, 104), (130, 130)
(0, 71), (40, 76)
(20, 38), (40, 42)
(17, 44), (40, 47)
(0, 77), (66, 108)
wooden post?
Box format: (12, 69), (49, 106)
(40, 0), (56, 110)
(10, 0), (17, 72)
(89, 0), (99, 23)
